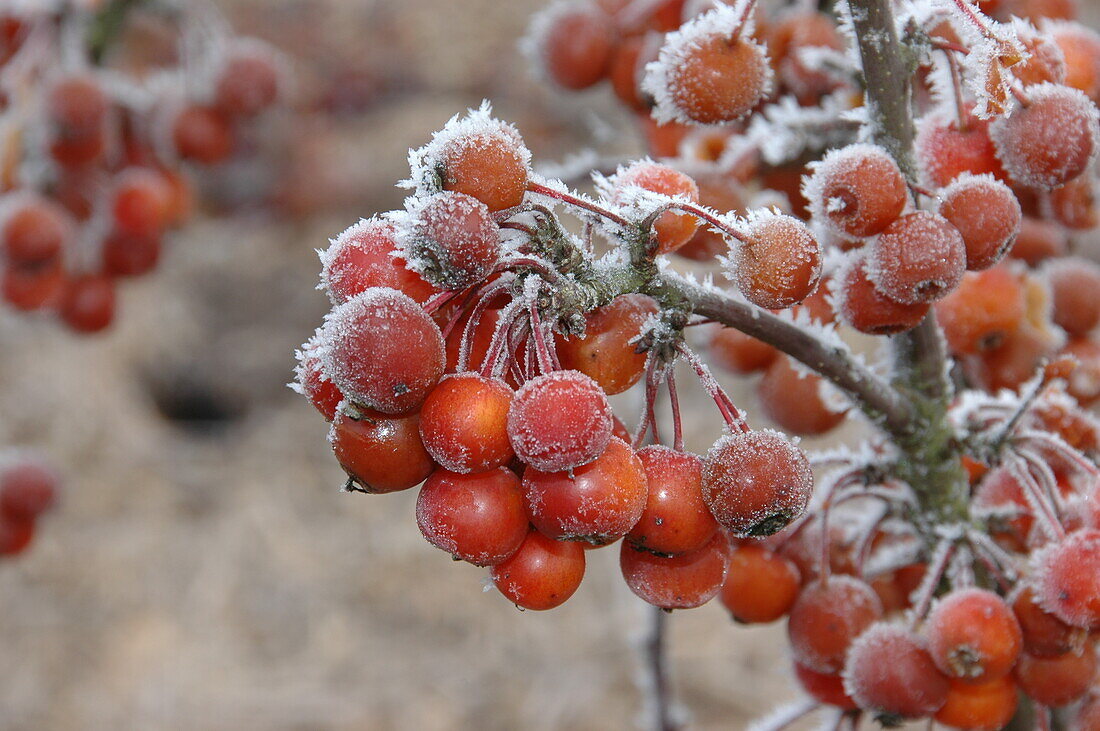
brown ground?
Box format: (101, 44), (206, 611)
(1, 1), (1096, 729)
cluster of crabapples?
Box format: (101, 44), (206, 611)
(0, 3), (282, 333)
(0, 455), (58, 559)
(288, 0), (1100, 724)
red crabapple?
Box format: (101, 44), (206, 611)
(556, 294), (658, 395)
(708, 326), (777, 375)
(757, 356), (845, 436)
(1035, 528), (1100, 629)
(867, 211), (966, 305)
(933, 676), (1018, 730)
(842, 623), (950, 721)
(990, 83), (1099, 190)
(295, 336), (344, 421)
(720, 543), (801, 623)
(425, 110), (531, 212)
(644, 6), (771, 124)
(936, 266), (1025, 353)
(331, 411), (434, 494)
(1011, 585), (1085, 658)
(405, 191), (501, 290)
(619, 530), (730, 609)
(925, 588), (1023, 683)
(611, 161), (700, 254)
(1, 195), (70, 265)
(172, 105), (234, 165)
(415, 467), (528, 566)
(788, 575), (883, 674)
(1046, 257), (1100, 336)
(793, 663), (858, 710)
(937, 174), (1021, 271)
(418, 373), (514, 474)
(214, 44), (280, 117)
(528, 4), (617, 90)
(491, 529), (585, 610)
(59, 274), (116, 334)
(507, 370), (613, 472)
(806, 144), (908, 238)
(522, 436), (647, 545)
(321, 287), (445, 415)
(1013, 643), (1098, 707)
(321, 218), (438, 305)
(627, 446), (718, 556)
(0, 462), (58, 523)
(730, 212), (821, 309)
(702, 430), (813, 538)
(836, 255), (930, 336)
(916, 112), (1008, 189)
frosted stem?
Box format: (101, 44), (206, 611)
(644, 606), (679, 731)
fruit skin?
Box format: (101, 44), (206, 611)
(415, 468), (528, 567)
(1, 196), (69, 265)
(702, 430), (813, 538)
(0, 462), (58, 522)
(436, 121), (530, 213)
(732, 214), (821, 309)
(708, 326), (776, 375)
(1012, 585), (1086, 658)
(937, 174), (1021, 271)
(321, 218), (438, 305)
(788, 575), (883, 674)
(989, 83), (1099, 190)
(619, 530), (731, 609)
(522, 437), (648, 545)
(59, 274), (115, 334)
(1035, 528), (1100, 630)
(419, 373), (514, 474)
(491, 529), (585, 610)
(806, 144), (909, 238)
(842, 623), (950, 722)
(867, 211), (966, 305)
(720, 544), (801, 623)
(507, 370), (613, 473)
(933, 676), (1018, 730)
(836, 255), (930, 336)
(1013, 643), (1098, 707)
(611, 162), (700, 254)
(627, 446), (717, 556)
(924, 588), (1023, 683)
(321, 287), (445, 416)
(555, 294), (658, 395)
(793, 663), (857, 710)
(757, 356), (845, 436)
(653, 32), (771, 124)
(172, 106), (233, 165)
(331, 411), (434, 494)
(936, 266), (1025, 354)
(535, 5), (617, 90)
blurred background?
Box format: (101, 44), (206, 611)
(2, 1), (1096, 729)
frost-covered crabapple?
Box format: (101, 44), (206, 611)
(702, 430), (813, 538)
(619, 530), (730, 609)
(415, 467), (528, 566)
(643, 5), (771, 125)
(508, 370), (613, 473)
(805, 144), (908, 238)
(321, 287), (445, 415)
(522, 436), (647, 545)
(730, 212), (821, 309)
(990, 83), (1099, 190)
